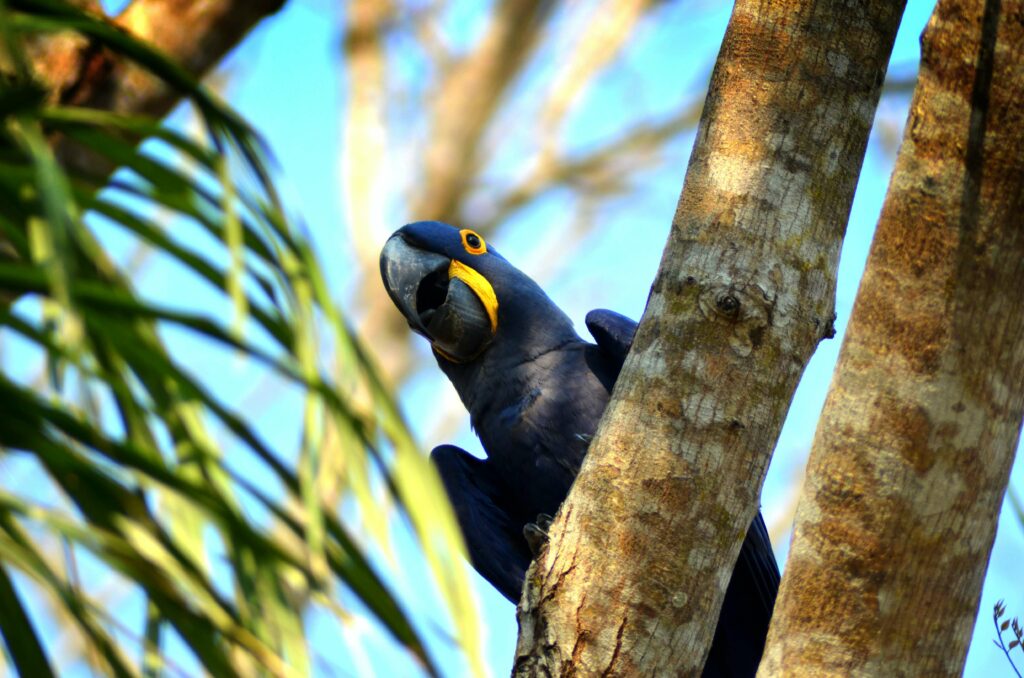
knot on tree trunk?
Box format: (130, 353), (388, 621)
(697, 281), (772, 357)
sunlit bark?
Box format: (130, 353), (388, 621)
(761, 0), (1024, 674)
(514, 1), (905, 674)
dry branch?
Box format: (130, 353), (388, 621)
(26, 0), (287, 173)
(468, 100), (703, 233)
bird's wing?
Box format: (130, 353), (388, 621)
(741, 510), (781, 617)
(430, 444), (533, 603)
(585, 309), (637, 374)
(705, 510), (780, 677)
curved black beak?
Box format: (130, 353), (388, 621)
(379, 234), (495, 361)
(380, 234), (448, 336)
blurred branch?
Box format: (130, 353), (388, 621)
(882, 75), (918, 94)
(41, 0), (283, 109)
(109, 0), (285, 113)
(410, 2), (453, 75)
(469, 99), (703, 233)
(342, 0), (394, 266)
(1010, 484), (1024, 536)
(537, 0), (655, 152)
(766, 458), (807, 544)
(409, 0), (556, 221)
(880, 59), (919, 96)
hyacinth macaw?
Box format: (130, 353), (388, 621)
(380, 220), (778, 676)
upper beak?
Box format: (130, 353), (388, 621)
(380, 234), (449, 337)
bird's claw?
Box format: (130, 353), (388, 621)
(523, 513), (554, 556)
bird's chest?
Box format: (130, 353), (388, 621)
(474, 362), (610, 521)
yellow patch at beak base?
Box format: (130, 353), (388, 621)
(448, 260), (498, 333)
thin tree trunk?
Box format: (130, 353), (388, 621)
(760, 0), (1024, 674)
(514, 1), (904, 675)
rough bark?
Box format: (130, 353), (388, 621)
(514, 2), (904, 675)
(760, 0), (1024, 675)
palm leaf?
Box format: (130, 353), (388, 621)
(0, 563), (57, 678)
(0, 1), (483, 675)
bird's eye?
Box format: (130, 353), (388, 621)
(460, 229), (487, 255)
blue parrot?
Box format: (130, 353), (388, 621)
(380, 220), (778, 676)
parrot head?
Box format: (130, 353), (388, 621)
(379, 220), (576, 365)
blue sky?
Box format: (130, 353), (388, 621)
(6, 0), (1022, 676)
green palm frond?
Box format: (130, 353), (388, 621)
(0, 2), (483, 675)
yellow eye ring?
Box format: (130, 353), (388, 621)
(460, 229), (487, 255)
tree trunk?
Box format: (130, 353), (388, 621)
(513, 1), (904, 675)
(760, 0), (1024, 674)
